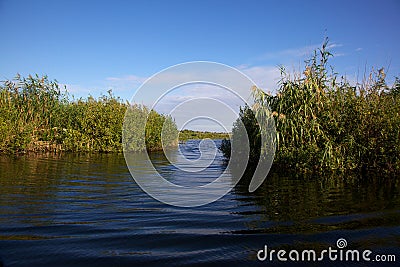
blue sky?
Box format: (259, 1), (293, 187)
(1, 0), (399, 130)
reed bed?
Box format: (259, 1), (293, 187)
(0, 74), (178, 153)
(221, 40), (400, 176)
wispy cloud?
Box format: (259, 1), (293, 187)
(355, 47), (363, 52)
(326, 43), (343, 50)
(106, 74), (147, 84)
(258, 44), (320, 61)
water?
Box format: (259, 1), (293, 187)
(0, 140), (399, 266)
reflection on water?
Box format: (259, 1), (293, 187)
(0, 140), (399, 266)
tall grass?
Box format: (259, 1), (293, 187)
(0, 74), (66, 152)
(0, 74), (178, 153)
(221, 39), (400, 176)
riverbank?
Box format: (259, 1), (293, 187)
(0, 78), (231, 155)
(178, 129), (229, 141)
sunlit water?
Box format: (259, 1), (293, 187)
(0, 140), (399, 266)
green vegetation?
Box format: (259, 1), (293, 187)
(221, 39), (400, 176)
(123, 106), (178, 152)
(0, 74), (178, 153)
(179, 129), (229, 141)
(219, 105), (261, 163)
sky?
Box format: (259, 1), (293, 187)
(1, 0), (399, 131)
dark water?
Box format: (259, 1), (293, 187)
(0, 140), (399, 266)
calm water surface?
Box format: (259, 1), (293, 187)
(0, 140), (399, 266)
